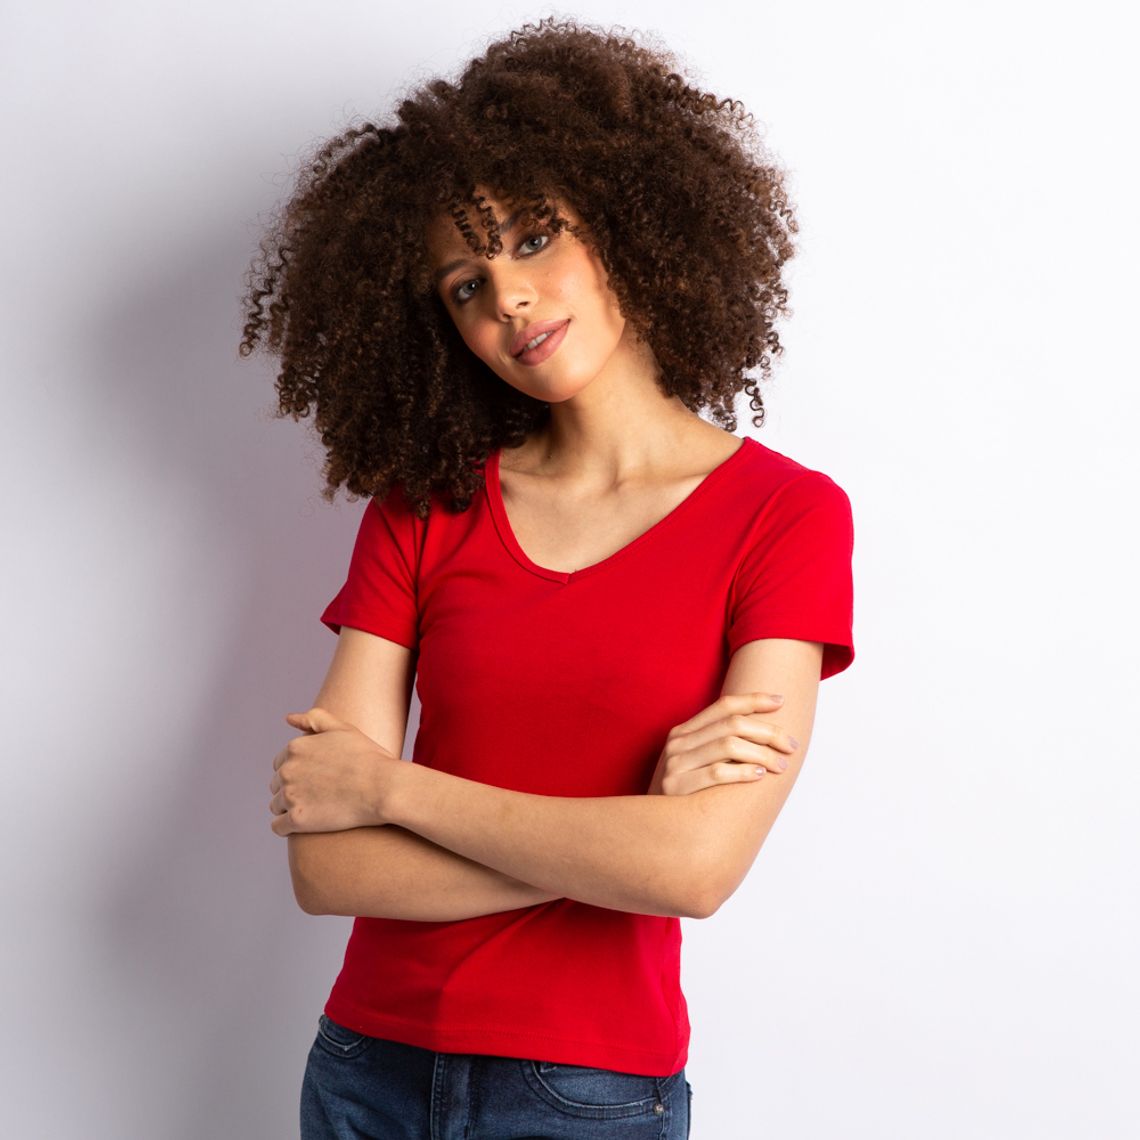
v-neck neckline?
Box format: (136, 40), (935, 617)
(485, 435), (752, 584)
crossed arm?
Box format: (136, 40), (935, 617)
(283, 628), (823, 922)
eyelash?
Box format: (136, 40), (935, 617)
(452, 233), (551, 305)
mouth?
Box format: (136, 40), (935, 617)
(510, 319), (571, 358)
(511, 319), (571, 367)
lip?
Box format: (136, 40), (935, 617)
(513, 319), (571, 367)
(510, 319), (571, 358)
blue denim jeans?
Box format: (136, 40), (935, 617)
(301, 1013), (693, 1139)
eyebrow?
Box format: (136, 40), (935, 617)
(432, 209), (525, 285)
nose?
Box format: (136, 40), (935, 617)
(488, 264), (538, 319)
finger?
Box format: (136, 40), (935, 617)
(671, 692), (784, 737)
(285, 712), (314, 736)
(663, 760), (766, 796)
(728, 742), (789, 774)
(737, 714), (799, 755)
(683, 713), (799, 760)
(668, 734), (789, 779)
(270, 812), (292, 837)
(296, 706), (342, 734)
(275, 735), (314, 772)
(269, 772), (281, 795)
(716, 712), (800, 756)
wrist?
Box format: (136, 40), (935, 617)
(379, 755), (420, 827)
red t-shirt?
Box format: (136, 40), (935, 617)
(317, 434), (855, 1075)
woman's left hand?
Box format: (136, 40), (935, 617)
(268, 707), (401, 837)
(647, 691), (796, 796)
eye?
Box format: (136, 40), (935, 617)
(448, 232), (551, 306)
(453, 278), (480, 305)
(519, 233), (550, 254)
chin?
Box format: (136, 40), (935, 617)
(498, 382), (575, 405)
(488, 362), (591, 402)
(526, 375), (599, 403)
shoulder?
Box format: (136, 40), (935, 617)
(729, 438), (852, 521)
(361, 470), (488, 564)
(366, 475), (461, 526)
(353, 483), (433, 569)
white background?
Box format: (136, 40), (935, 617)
(3, 2), (1137, 1137)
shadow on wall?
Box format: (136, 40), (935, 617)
(84, 225), (419, 1138)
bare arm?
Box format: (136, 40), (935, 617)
(286, 627), (558, 920)
(283, 630), (822, 920)
(289, 827), (559, 920)
(382, 639), (824, 919)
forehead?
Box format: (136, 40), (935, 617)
(424, 189), (580, 263)
(425, 192), (526, 259)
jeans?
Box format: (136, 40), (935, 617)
(301, 1014), (693, 1139)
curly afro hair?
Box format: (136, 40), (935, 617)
(238, 16), (799, 518)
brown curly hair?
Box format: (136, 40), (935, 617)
(237, 16), (799, 518)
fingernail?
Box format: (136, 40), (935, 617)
(789, 737), (800, 750)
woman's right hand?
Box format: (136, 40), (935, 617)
(647, 692), (799, 796)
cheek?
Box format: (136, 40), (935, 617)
(447, 308), (494, 354)
(581, 273), (625, 342)
(573, 252), (623, 324)
(551, 257), (615, 321)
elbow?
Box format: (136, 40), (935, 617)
(290, 865), (329, 914)
(676, 837), (741, 920)
(672, 796), (767, 919)
(680, 881), (727, 920)
(687, 896), (721, 921)
(293, 878), (327, 915)
(287, 836), (330, 915)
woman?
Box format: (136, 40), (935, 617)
(241, 17), (855, 1138)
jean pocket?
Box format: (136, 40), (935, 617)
(521, 1059), (668, 1120)
(313, 1013), (373, 1060)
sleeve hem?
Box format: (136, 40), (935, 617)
(726, 630), (855, 680)
(320, 606), (418, 650)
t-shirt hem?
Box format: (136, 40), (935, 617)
(323, 997), (688, 1077)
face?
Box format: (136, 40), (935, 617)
(425, 191), (634, 403)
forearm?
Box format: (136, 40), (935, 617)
(288, 827), (562, 921)
(390, 765), (715, 918)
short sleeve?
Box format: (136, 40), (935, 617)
(726, 471), (855, 680)
(319, 488), (421, 650)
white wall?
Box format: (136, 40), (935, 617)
(3, 2), (1136, 1137)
